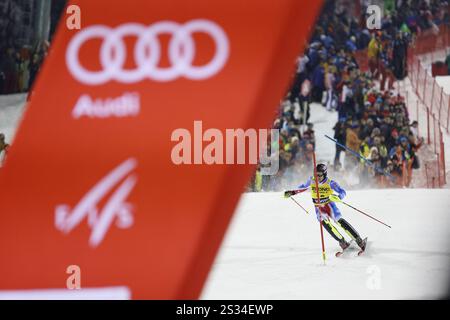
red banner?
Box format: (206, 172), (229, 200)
(0, 0), (322, 298)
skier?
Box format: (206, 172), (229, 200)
(284, 163), (367, 255)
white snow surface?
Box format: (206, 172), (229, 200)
(308, 102), (338, 164)
(0, 93), (28, 143)
(435, 76), (450, 95)
(202, 189), (450, 299)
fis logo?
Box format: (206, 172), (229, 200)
(55, 158), (138, 247)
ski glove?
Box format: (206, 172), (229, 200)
(284, 190), (297, 198)
(329, 194), (341, 202)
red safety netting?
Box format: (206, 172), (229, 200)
(407, 25), (449, 188)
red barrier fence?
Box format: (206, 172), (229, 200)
(408, 25), (449, 132)
(406, 25), (449, 188)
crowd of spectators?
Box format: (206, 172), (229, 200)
(0, 43), (48, 95)
(250, 0), (448, 191)
(0, 0), (65, 95)
(333, 85), (423, 187)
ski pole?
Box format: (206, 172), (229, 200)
(334, 198), (392, 229)
(324, 134), (395, 181)
(289, 196), (310, 214)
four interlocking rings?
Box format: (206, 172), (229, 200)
(66, 20), (229, 85)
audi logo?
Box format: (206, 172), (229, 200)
(66, 20), (230, 85)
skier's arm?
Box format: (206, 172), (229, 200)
(284, 177), (311, 198)
(330, 180), (346, 200)
(297, 176), (312, 190)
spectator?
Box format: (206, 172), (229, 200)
(380, 38), (395, 91)
(324, 65), (337, 111)
(367, 32), (382, 78)
(299, 78), (312, 124)
(373, 136), (389, 168)
(333, 118), (347, 169)
(392, 31), (408, 79)
(28, 53), (41, 91)
(359, 135), (370, 160)
(311, 62), (325, 103)
(302, 123), (316, 148)
(345, 36), (358, 53)
(345, 121), (361, 169)
(359, 118), (375, 140)
(3, 48), (18, 93)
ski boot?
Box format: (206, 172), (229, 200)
(356, 237), (368, 256)
(335, 240), (351, 257)
(339, 240), (350, 250)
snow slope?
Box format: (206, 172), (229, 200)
(435, 76), (450, 95)
(201, 189), (450, 299)
(308, 102), (338, 164)
(0, 93), (28, 143)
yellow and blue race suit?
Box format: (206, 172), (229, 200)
(297, 176), (346, 222)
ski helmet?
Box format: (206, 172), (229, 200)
(316, 163), (327, 179)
